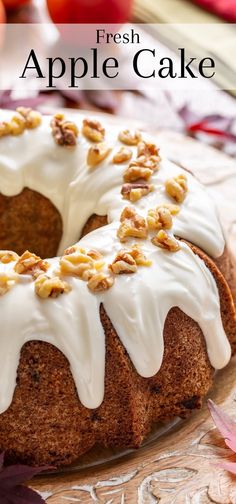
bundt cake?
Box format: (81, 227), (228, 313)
(0, 107), (235, 467)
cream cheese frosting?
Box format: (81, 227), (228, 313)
(0, 109), (230, 414)
(0, 109), (224, 258)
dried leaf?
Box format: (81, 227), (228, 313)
(0, 452), (52, 504)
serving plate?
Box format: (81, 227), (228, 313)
(32, 119), (236, 502)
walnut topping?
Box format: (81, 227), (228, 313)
(87, 272), (114, 292)
(0, 122), (11, 137)
(50, 113), (79, 147)
(14, 250), (49, 278)
(165, 174), (188, 203)
(152, 230), (180, 252)
(109, 249), (137, 274)
(82, 118), (105, 142)
(118, 129), (142, 146)
(60, 247), (104, 281)
(35, 274), (71, 299)
(0, 272), (18, 296)
(113, 146), (132, 164)
(117, 207), (148, 242)
(137, 141), (160, 159)
(123, 165), (153, 183)
(121, 183), (154, 202)
(0, 250), (19, 263)
(156, 203), (180, 215)
(109, 245), (151, 274)
(129, 244), (152, 266)
(0, 108), (41, 138)
(129, 154), (160, 173)
(9, 114), (26, 136)
(16, 107), (42, 129)
(87, 142), (111, 167)
(147, 206), (173, 231)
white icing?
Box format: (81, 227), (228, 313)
(0, 109), (231, 414)
(0, 109), (224, 258)
(0, 224), (231, 413)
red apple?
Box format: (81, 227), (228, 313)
(46, 0), (133, 24)
(2, 0), (30, 10)
(0, 0), (5, 20)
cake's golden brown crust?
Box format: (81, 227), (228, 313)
(81, 214), (108, 238)
(0, 242), (235, 468)
(0, 188), (62, 258)
(0, 192), (235, 467)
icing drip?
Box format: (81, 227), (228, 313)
(0, 224), (231, 414)
(0, 110), (231, 414)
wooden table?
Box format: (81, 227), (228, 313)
(30, 124), (236, 503)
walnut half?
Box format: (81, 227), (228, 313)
(82, 118), (105, 142)
(87, 272), (114, 292)
(109, 250), (138, 274)
(87, 142), (111, 167)
(117, 207), (148, 242)
(152, 230), (180, 252)
(118, 129), (142, 146)
(165, 174), (188, 203)
(35, 274), (71, 299)
(0, 272), (18, 296)
(14, 250), (49, 278)
(121, 183), (154, 202)
(0, 250), (19, 263)
(50, 113), (79, 147)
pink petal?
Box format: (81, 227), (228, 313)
(207, 399), (236, 452)
(216, 461), (236, 476)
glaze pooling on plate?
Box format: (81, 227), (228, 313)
(0, 110), (230, 414)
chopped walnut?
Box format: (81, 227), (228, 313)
(123, 164), (153, 183)
(113, 146), (132, 164)
(16, 107), (42, 129)
(82, 118), (105, 142)
(0, 108), (41, 138)
(10, 114), (26, 136)
(120, 206), (137, 222)
(87, 142), (111, 167)
(109, 250), (137, 274)
(0, 121), (11, 137)
(35, 274), (71, 299)
(60, 247), (104, 281)
(50, 113), (79, 147)
(87, 272), (114, 292)
(129, 245), (152, 266)
(0, 272), (18, 296)
(14, 250), (49, 278)
(0, 250), (19, 263)
(152, 230), (180, 252)
(117, 206), (148, 242)
(156, 203), (180, 215)
(147, 207), (173, 231)
(118, 129), (142, 146)
(121, 183), (154, 202)
(137, 141), (160, 159)
(165, 173), (188, 203)
(87, 249), (103, 261)
(109, 245), (151, 274)
(129, 154), (160, 173)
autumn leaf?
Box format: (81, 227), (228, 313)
(0, 452), (52, 504)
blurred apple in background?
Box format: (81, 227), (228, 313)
(46, 0), (133, 24)
(0, 0), (6, 21)
(2, 0), (30, 11)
